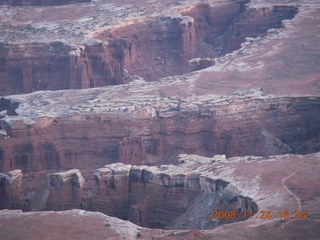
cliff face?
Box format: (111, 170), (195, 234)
(222, 6), (298, 53)
(0, 2), (298, 95)
(0, 0), (319, 237)
(45, 169), (84, 210)
(0, 16), (193, 95)
(68, 42), (129, 89)
(0, 170), (22, 209)
(94, 16), (199, 81)
(89, 162), (258, 229)
(2, 151), (320, 231)
(0, 42), (126, 96)
(0, 159), (258, 230)
(180, 3), (298, 56)
(0, 42), (71, 95)
(0, 91), (319, 173)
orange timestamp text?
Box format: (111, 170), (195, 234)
(212, 210), (308, 220)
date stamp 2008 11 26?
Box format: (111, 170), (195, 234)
(211, 210), (308, 220)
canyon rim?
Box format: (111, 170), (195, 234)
(0, 0), (320, 239)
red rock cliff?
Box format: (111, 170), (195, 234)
(0, 90), (319, 173)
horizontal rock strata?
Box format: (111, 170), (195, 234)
(0, 169), (22, 209)
(89, 162), (258, 229)
(45, 169), (84, 210)
(0, 2), (297, 95)
(3, 158), (258, 230)
(2, 151), (320, 231)
(0, 89), (319, 172)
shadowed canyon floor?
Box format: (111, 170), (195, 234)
(0, 0), (320, 239)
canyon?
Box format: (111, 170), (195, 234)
(0, 1), (297, 95)
(0, 89), (320, 172)
(2, 159), (258, 230)
(1, 152), (320, 239)
(0, 0), (319, 239)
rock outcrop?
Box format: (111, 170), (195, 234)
(24, 158), (258, 230)
(0, 41), (128, 96)
(181, 3), (297, 55)
(1, 208), (319, 240)
(0, 209), (148, 240)
(45, 169), (84, 211)
(2, 151), (320, 234)
(89, 162), (258, 229)
(0, 0), (319, 238)
(0, 1), (298, 95)
(0, 89), (319, 173)
(0, 169), (22, 209)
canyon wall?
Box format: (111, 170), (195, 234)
(1, 161), (258, 229)
(45, 169), (84, 210)
(181, 3), (298, 56)
(88, 162), (258, 229)
(95, 16), (198, 81)
(0, 42), (126, 96)
(222, 6), (298, 53)
(0, 3), (298, 95)
(0, 169), (22, 209)
(0, 95), (319, 173)
(2, 151), (320, 232)
(0, 16), (198, 96)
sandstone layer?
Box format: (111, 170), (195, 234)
(45, 169), (84, 210)
(0, 0), (319, 238)
(0, 0), (319, 173)
(0, 0), (313, 96)
(90, 161), (257, 229)
(0, 152), (320, 238)
(0, 169), (22, 209)
(0, 158), (258, 230)
(0, 89), (319, 173)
